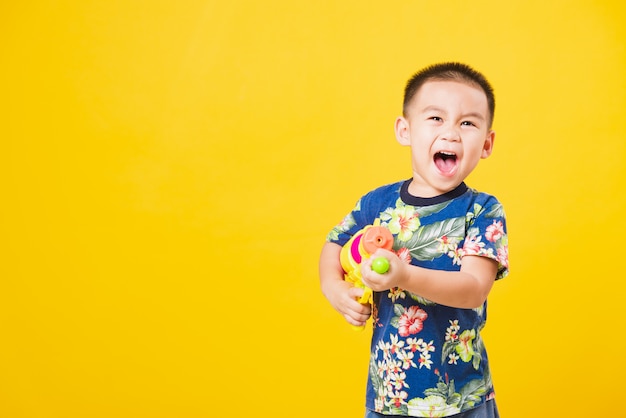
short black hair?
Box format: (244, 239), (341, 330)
(403, 62), (495, 126)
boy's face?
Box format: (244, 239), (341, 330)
(395, 80), (495, 197)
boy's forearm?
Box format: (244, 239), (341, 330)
(399, 257), (497, 309)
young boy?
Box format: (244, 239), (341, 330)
(319, 62), (509, 418)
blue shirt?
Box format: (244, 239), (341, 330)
(327, 180), (509, 416)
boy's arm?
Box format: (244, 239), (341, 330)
(361, 249), (498, 309)
(319, 242), (372, 327)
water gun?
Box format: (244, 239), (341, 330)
(340, 220), (393, 330)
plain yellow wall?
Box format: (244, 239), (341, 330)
(2, 1), (625, 417)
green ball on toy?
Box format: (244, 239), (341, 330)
(371, 257), (390, 274)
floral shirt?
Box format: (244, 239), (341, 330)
(327, 180), (509, 417)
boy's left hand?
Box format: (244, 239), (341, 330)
(360, 248), (407, 291)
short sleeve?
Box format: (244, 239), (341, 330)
(461, 197), (509, 280)
(326, 197), (367, 247)
(325, 185), (395, 247)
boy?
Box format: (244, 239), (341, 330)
(319, 62), (509, 417)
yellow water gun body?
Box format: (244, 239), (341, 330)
(339, 220), (393, 330)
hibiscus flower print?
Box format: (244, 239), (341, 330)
(462, 233), (485, 255)
(497, 245), (509, 268)
(485, 220), (505, 242)
(395, 247), (412, 264)
(387, 205), (420, 241)
(456, 330), (476, 362)
(397, 305), (428, 337)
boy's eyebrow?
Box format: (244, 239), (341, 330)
(420, 105), (486, 121)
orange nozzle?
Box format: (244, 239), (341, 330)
(361, 226), (393, 255)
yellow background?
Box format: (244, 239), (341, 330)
(2, 1), (625, 417)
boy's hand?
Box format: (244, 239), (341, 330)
(322, 278), (372, 327)
(360, 248), (407, 291)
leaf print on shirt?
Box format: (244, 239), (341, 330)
(396, 217), (466, 262)
(416, 368), (491, 414)
(465, 202), (485, 226)
(441, 327), (484, 370)
(326, 211), (356, 241)
(410, 293), (436, 306)
(484, 202), (505, 219)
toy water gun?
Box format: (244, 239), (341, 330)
(340, 219), (393, 330)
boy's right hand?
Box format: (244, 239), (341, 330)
(322, 278), (372, 327)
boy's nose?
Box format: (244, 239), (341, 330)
(440, 126), (461, 142)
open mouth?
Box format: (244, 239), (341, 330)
(434, 151), (458, 174)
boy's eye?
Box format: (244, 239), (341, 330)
(461, 121), (475, 126)
(430, 116), (443, 122)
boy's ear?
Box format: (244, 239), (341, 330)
(481, 130), (496, 158)
(395, 116), (410, 146)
